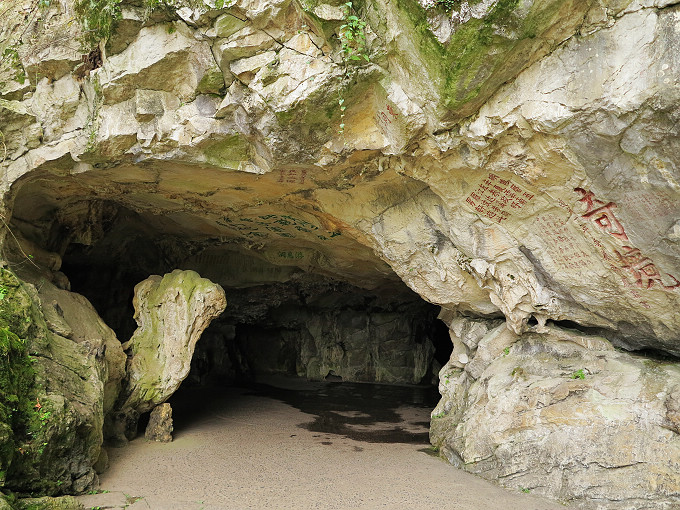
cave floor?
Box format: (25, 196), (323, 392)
(79, 378), (568, 510)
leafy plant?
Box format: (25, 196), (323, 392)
(339, 2), (369, 63)
(570, 369), (586, 380)
(520, 487), (531, 493)
(336, 2), (370, 135)
(503, 346), (510, 356)
(1, 47), (26, 84)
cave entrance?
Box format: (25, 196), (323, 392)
(6, 178), (452, 440)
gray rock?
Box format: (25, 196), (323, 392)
(18, 497), (83, 510)
(431, 322), (680, 509)
(3, 0), (680, 506)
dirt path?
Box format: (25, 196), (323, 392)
(79, 380), (569, 510)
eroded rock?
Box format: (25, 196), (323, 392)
(144, 403), (173, 443)
(431, 321), (680, 509)
(0, 265), (123, 495)
(2, 0), (680, 506)
(116, 270), (226, 439)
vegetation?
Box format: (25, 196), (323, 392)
(74, 0), (123, 47)
(336, 2), (370, 135)
(422, 0), (460, 10)
(393, 0), (551, 113)
(0, 0), (51, 86)
(0, 268), (37, 485)
(339, 2), (369, 64)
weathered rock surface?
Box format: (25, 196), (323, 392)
(144, 403), (173, 443)
(184, 275), (440, 385)
(0, 263), (124, 496)
(227, 301), (436, 384)
(115, 270), (225, 439)
(2, 0), (680, 506)
(16, 496), (84, 510)
(431, 320), (680, 509)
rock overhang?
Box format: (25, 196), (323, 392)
(3, 0), (680, 505)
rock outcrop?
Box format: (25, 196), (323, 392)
(1, 0), (680, 506)
(189, 278), (439, 385)
(144, 403), (173, 443)
(431, 319), (680, 509)
(0, 263), (124, 495)
(113, 270), (226, 440)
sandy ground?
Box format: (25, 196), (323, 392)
(79, 380), (570, 510)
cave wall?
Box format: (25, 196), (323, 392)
(191, 284), (440, 385)
(2, 0), (680, 507)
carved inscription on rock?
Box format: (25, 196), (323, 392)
(464, 172), (535, 224)
(217, 214), (342, 241)
(277, 168), (307, 184)
(621, 190), (675, 219)
(572, 188), (679, 293)
(574, 188), (628, 241)
(532, 213), (591, 271)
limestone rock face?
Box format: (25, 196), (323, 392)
(3, 0), (680, 506)
(118, 270), (226, 433)
(185, 276), (439, 385)
(430, 320), (680, 509)
(144, 403), (173, 443)
(232, 308), (435, 384)
(0, 265), (124, 496)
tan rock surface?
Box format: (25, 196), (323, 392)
(118, 270), (226, 428)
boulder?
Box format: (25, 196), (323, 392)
(0, 266), (123, 495)
(144, 403), (173, 443)
(2, 0), (680, 506)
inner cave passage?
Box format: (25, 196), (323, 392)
(6, 190), (453, 439)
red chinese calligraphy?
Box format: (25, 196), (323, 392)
(614, 246), (680, 290)
(277, 168), (307, 184)
(465, 173), (535, 225)
(533, 214), (590, 271)
(375, 103), (399, 128)
(574, 188), (628, 241)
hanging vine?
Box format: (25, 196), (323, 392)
(336, 2), (370, 136)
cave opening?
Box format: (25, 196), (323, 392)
(6, 178), (452, 441)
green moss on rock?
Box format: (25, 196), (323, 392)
(196, 66), (226, 96)
(0, 269), (37, 488)
(19, 496), (83, 510)
(0, 270), (104, 496)
(388, 0), (584, 117)
(204, 135), (250, 170)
